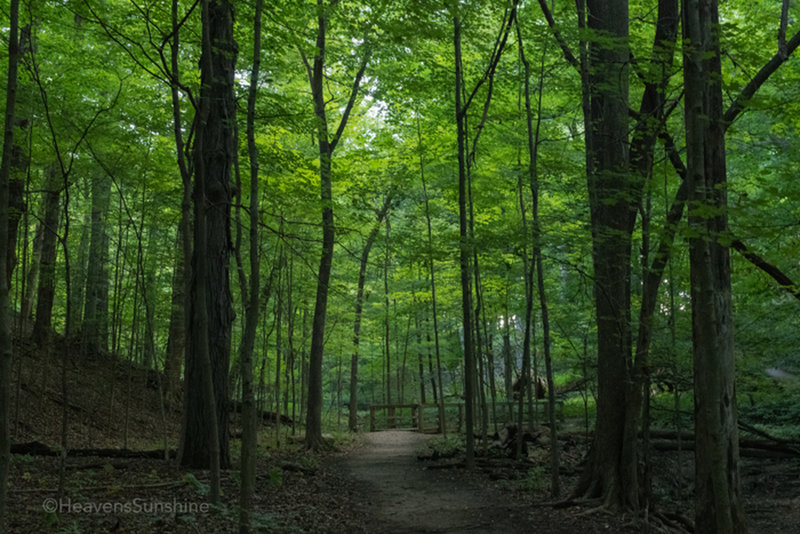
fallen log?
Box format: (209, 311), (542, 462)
(650, 439), (799, 458)
(229, 400), (294, 425)
(11, 441), (176, 459)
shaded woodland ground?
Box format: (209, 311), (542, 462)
(3, 338), (800, 533)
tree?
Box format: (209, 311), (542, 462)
(0, 0), (21, 524)
(572, 0), (636, 508)
(81, 172), (111, 354)
(349, 194), (392, 432)
(682, 0), (747, 531)
(31, 165), (61, 342)
(238, 0), (264, 529)
(179, 0), (236, 502)
(303, 0), (370, 450)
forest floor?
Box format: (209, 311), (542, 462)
(4, 338), (800, 532)
(5, 425), (800, 533)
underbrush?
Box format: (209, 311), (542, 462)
(415, 434), (463, 460)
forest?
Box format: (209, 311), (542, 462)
(0, 0), (799, 532)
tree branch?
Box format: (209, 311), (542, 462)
(723, 29), (800, 127)
(731, 239), (800, 301)
(329, 40), (371, 153)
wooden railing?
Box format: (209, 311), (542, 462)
(367, 400), (564, 432)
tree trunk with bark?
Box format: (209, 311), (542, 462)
(573, 0), (637, 509)
(32, 165), (61, 343)
(238, 2), (263, 529)
(305, 0), (369, 450)
(180, 0), (236, 486)
(417, 121), (446, 435)
(453, 13), (476, 468)
(682, 1), (747, 531)
(82, 174), (111, 355)
(348, 195), (391, 432)
(0, 0), (20, 523)
(163, 223), (186, 409)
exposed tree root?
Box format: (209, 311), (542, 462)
(574, 504), (615, 518)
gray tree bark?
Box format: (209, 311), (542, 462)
(682, 1), (747, 531)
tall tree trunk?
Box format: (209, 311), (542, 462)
(305, 0), (369, 449)
(69, 214), (89, 335)
(82, 174), (111, 355)
(180, 2), (236, 506)
(20, 222), (42, 329)
(517, 15), (560, 497)
(621, 0), (680, 505)
(32, 165), (61, 343)
(503, 272), (513, 413)
(0, 0), (20, 523)
(163, 224), (186, 408)
(305, 7), (335, 446)
(682, 1), (746, 531)
(383, 211), (391, 407)
(417, 119), (446, 435)
(273, 252), (283, 442)
(424, 313), (438, 407)
(412, 292), (426, 406)
(348, 195), (391, 432)
(453, 13), (476, 468)
(573, 0), (636, 509)
(514, 74), (534, 459)
(238, 3), (262, 528)
(286, 256), (295, 430)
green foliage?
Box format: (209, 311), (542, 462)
(54, 522), (82, 534)
(267, 466), (283, 489)
(183, 473), (210, 496)
(417, 435), (463, 459)
(2, 0), (799, 480)
(518, 465), (548, 492)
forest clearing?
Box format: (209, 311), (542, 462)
(1, 0), (800, 533)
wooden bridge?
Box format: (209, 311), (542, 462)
(367, 400), (563, 432)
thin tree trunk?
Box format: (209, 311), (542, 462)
(163, 224), (186, 409)
(172, 0), (195, 472)
(273, 249), (284, 444)
(383, 211), (391, 408)
(424, 312), (438, 407)
(239, 0), (263, 528)
(20, 222), (42, 329)
(348, 195), (391, 432)
(31, 165), (61, 342)
(82, 172), (111, 355)
(69, 215), (88, 335)
(503, 272), (513, 420)
(453, 13), (476, 468)
(286, 255), (295, 433)
(416, 119), (445, 436)
(517, 14), (560, 498)
(305, 0), (370, 449)
(412, 291), (426, 407)
(481, 304), (497, 433)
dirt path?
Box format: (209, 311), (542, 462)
(337, 430), (532, 533)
